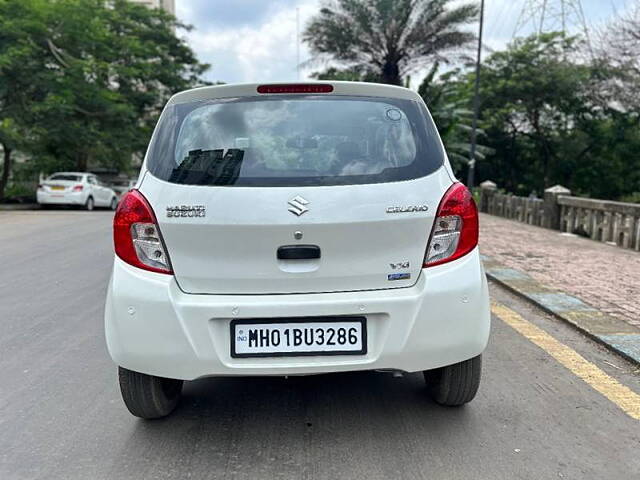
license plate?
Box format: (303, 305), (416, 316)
(230, 317), (367, 358)
(50, 186), (65, 191)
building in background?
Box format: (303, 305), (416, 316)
(129, 0), (175, 15)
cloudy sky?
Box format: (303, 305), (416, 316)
(174, 0), (633, 85)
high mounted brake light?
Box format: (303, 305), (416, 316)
(257, 84), (334, 94)
(113, 189), (172, 274)
(423, 183), (479, 268)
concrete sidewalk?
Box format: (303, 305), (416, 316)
(479, 213), (640, 329)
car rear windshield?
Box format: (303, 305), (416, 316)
(146, 95), (444, 187)
(49, 174), (82, 182)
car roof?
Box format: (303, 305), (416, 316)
(167, 81), (423, 106)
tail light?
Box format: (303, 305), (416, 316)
(113, 189), (172, 274)
(72, 185), (83, 192)
(423, 183), (478, 267)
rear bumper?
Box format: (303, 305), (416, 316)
(37, 190), (86, 205)
(105, 248), (490, 380)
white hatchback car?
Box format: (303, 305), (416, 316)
(105, 82), (490, 419)
(37, 172), (118, 210)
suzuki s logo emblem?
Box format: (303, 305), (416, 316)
(288, 196), (309, 216)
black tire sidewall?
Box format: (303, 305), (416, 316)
(424, 355), (482, 406)
(118, 367), (183, 419)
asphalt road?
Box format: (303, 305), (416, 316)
(1, 210), (639, 480)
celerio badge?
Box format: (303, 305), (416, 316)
(288, 196), (309, 216)
(386, 205), (429, 214)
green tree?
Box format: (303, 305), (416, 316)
(484, 34), (592, 192)
(471, 33), (640, 200)
(303, 0), (478, 85)
(34, 0), (209, 172)
(0, 0), (209, 199)
(310, 66), (379, 82)
(0, 0), (52, 200)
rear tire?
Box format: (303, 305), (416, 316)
(118, 367), (183, 419)
(85, 196), (94, 211)
(423, 355), (482, 406)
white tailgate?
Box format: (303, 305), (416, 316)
(140, 167), (452, 294)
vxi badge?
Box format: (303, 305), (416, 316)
(166, 205), (206, 218)
(386, 205), (429, 214)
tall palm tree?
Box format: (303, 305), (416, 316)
(304, 0), (479, 85)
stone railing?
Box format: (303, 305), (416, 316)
(557, 196), (640, 250)
(481, 189), (546, 227)
(479, 181), (640, 251)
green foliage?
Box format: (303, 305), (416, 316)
(418, 63), (491, 173)
(3, 183), (35, 202)
(0, 0), (209, 199)
(304, 0), (478, 85)
(619, 192), (640, 204)
(465, 33), (640, 200)
(310, 66), (380, 82)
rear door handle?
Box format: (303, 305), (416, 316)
(277, 245), (321, 260)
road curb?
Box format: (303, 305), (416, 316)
(482, 255), (640, 366)
(0, 203), (40, 210)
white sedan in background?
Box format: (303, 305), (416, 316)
(37, 172), (118, 211)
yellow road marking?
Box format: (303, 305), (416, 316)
(491, 302), (640, 421)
